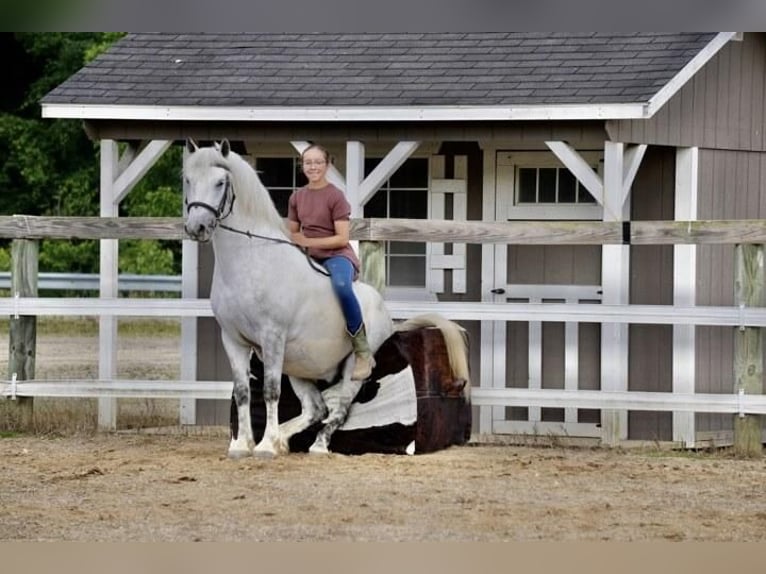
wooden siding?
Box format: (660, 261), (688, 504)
(607, 33), (766, 152)
(502, 245), (602, 426)
(628, 146), (675, 441)
(696, 148), (766, 436)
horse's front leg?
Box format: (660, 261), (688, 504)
(253, 341), (289, 458)
(221, 331), (255, 459)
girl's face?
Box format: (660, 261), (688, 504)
(301, 147), (329, 186)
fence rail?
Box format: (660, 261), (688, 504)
(2, 297), (766, 327)
(0, 272), (181, 293)
(2, 380), (766, 417)
(3, 215), (766, 244)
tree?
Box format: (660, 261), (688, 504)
(0, 32), (182, 276)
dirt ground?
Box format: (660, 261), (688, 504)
(1, 324), (766, 541)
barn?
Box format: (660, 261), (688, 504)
(40, 32), (766, 447)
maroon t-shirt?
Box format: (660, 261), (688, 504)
(287, 183), (361, 276)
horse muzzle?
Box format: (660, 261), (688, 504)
(184, 215), (216, 243)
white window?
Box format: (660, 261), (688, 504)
(363, 157), (429, 288)
(498, 151), (603, 220)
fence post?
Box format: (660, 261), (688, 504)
(734, 243), (764, 457)
(359, 240), (385, 294)
(6, 239), (38, 428)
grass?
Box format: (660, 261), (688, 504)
(0, 397), (181, 436)
(0, 316), (183, 435)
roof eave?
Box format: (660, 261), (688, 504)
(41, 103), (649, 122)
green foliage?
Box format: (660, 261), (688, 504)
(1, 33), (112, 221)
(83, 33), (125, 63)
(1, 33), (184, 276)
(0, 245), (9, 271)
(120, 240), (175, 275)
(39, 239), (97, 273)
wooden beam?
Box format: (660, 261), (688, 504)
(6, 216), (766, 246)
(601, 141), (629, 446)
(545, 141), (604, 204)
(734, 243), (764, 457)
(180, 143), (198, 425)
(113, 140), (172, 204)
(358, 141), (420, 206)
(99, 139), (119, 430)
(6, 239), (37, 427)
(673, 147), (699, 447)
(345, 141), (365, 217)
(359, 240), (385, 293)
(0, 216), (186, 239)
(622, 144), (647, 200)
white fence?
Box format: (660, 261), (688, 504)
(3, 296), (766, 415)
(1, 216), (765, 447)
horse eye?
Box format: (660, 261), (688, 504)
(216, 179), (225, 188)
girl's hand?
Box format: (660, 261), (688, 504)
(291, 231), (310, 247)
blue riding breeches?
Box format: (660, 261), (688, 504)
(322, 256), (363, 335)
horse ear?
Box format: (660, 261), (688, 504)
(220, 139), (231, 158)
(185, 138), (199, 153)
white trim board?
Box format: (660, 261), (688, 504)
(42, 103), (649, 122)
(646, 32), (738, 117)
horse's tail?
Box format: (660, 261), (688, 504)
(395, 313), (471, 401)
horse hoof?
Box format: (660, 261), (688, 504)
(308, 443), (330, 456)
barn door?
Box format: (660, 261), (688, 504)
(483, 150), (603, 438)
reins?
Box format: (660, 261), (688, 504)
(218, 223), (330, 277)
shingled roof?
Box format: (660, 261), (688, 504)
(41, 32), (728, 121)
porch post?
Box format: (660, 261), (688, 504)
(180, 144), (198, 425)
(479, 143), (500, 435)
(673, 147), (699, 447)
(98, 139), (119, 430)
(97, 139), (173, 430)
(734, 244), (764, 457)
(600, 141), (630, 446)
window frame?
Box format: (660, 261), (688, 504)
(497, 151), (604, 221)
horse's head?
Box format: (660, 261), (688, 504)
(183, 138), (235, 242)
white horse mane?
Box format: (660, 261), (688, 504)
(191, 145), (290, 236)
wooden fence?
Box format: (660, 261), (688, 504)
(1, 215), (765, 451)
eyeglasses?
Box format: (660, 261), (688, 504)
(302, 160), (327, 167)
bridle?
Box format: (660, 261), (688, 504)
(185, 169), (329, 277)
(185, 172), (236, 223)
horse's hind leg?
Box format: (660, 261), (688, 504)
(222, 333), (255, 458)
(309, 357), (363, 455)
(279, 376), (328, 442)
